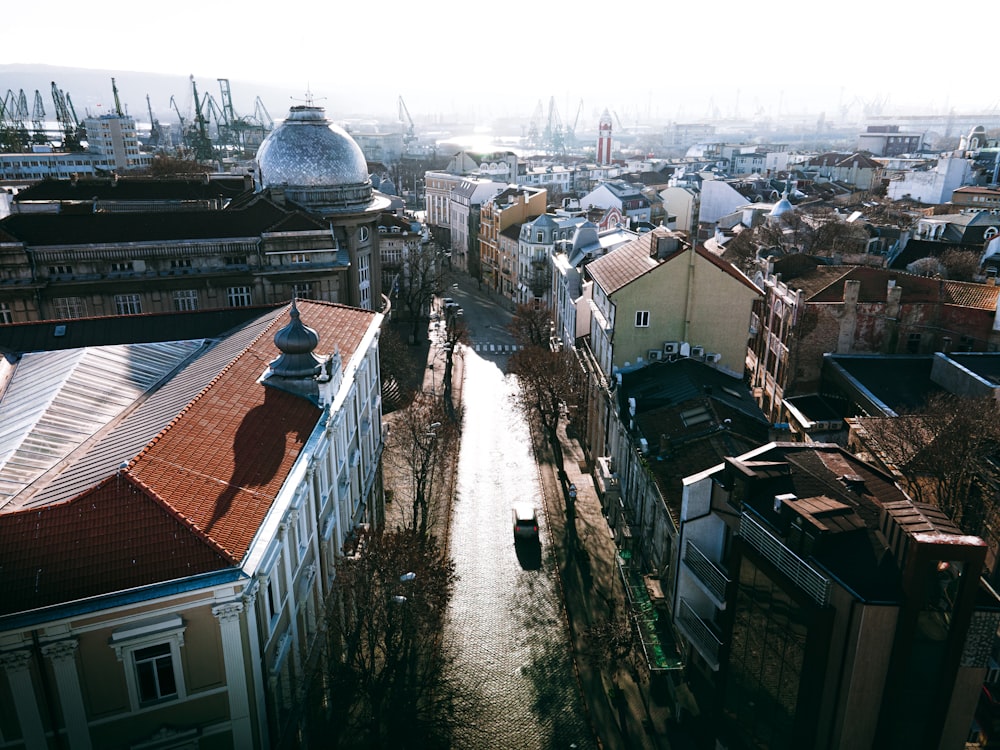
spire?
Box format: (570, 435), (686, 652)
(261, 300), (327, 404)
(269, 299), (322, 378)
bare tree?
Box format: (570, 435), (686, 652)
(395, 241), (445, 344)
(306, 528), (462, 749)
(906, 256), (945, 278)
(508, 345), (583, 487)
(856, 392), (1000, 532)
(508, 303), (552, 348)
(385, 394), (460, 536)
(940, 248), (982, 281)
(439, 310), (469, 418)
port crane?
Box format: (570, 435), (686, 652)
(146, 94), (163, 150)
(398, 95), (416, 145)
(51, 82), (83, 150)
(31, 90), (47, 144)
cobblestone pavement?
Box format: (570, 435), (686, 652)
(445, 352), (597, 750)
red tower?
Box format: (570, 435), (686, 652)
(596, 109), (613, 166)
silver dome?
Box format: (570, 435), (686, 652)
(256, 106), (374, 211)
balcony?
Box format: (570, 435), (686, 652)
(682, 539), (729, 607)
(676, 597), (721, 671)
(739, 512), (831, 606)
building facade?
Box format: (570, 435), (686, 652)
(0, 300), (385, 749)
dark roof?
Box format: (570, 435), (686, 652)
(12, 176), (252, 203)
(0, 306), (282, 357)
(0, 199), (326, 245)
(618, 359), (771, 522)
(731, 443), (917, 599)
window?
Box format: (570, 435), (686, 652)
(224, 256), (247, 266)
(635, 310), (650, 327)
(53, 296), (87, 319)
(48, 265), (74, 276)
(173, 290), (199, 311)
(288, 253), (309, 265)
(292, 283), (314, 300)
(227, 286), (252, 307)
(170, 258), (192, 269)
(133, 643), (178, 704)
(358, 226), (369, 242)
(111, 261), (134, 272)
(0, 302), (12, 324)
(115, 293), (142, 315)
(111, 615), (186, 711)
(906, 332), (922, 354)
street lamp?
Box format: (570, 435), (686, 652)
(392, 572), (417, 604)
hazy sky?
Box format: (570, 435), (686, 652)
(3, 0), (993, 125)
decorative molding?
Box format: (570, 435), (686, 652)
(212, 601), (245, 624)
(41, 639), (79, 664)
(0, 649), (32, 672)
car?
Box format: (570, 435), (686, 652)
(512, 503), (539, 540)
(441, 297), (455, 306)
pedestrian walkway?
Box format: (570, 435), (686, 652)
(537, 417), (676, 750)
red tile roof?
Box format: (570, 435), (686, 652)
(0, 300), (378, 617)
(806, 267), (1000, 310)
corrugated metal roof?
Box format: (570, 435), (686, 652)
(23, 309), (286, 509)
(0, 341), (206, 511)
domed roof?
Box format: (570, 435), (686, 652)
(256, 106), (374, 212)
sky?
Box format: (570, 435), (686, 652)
(2, 0), (995, 128)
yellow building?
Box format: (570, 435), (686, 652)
(585, 227), (762, 380)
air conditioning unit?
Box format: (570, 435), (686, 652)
(648, 349), (663, 361)
(690, 345), (705, 359)
(706, 352), (722, 364)
(663, 341), (680, 355)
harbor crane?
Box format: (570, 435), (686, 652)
(31, 90), (46, 144)
(146, 94), (163, 150)
(398, 95), (416, 145)
(51, 82), (83, 150)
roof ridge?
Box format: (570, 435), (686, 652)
(127, 308), (286, 471)
(122, 470), (239, 563)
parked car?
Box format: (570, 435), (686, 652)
(512, 503), (539, 541)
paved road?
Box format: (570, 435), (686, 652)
(443, 280), (596, 749)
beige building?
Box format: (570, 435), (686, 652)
(478, 185), (547, 303)
(585, 227), (761, 380)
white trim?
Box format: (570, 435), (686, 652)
(110, 615), (187, 711)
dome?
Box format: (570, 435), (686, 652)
(769, 195), (793, 217)
(256, 105), (374, 211)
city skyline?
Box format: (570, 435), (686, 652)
(2, 0), (996, 127)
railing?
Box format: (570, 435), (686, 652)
(740, 512), (831, 606)
(677, 598), (721, 671)
(683, 539), (729, 605)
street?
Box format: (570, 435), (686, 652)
(441, 279), (597, 749)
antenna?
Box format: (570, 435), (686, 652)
(290, 87), (326, 107)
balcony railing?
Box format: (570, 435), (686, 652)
(740, 512), (831, 606)
(677, 598), (721, 671)
(683, 539), (729, 606)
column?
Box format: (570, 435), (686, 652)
(242, 583), (270, 750)
(41, 640), (92, 750)
(213, 602), (253, 750)
(0, 649), (47, 750)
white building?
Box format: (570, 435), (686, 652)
(0, 300), (385, 749)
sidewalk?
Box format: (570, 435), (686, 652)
(536, 416), (674, 750)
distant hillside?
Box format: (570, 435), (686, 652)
(0, 64), (397, 127)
